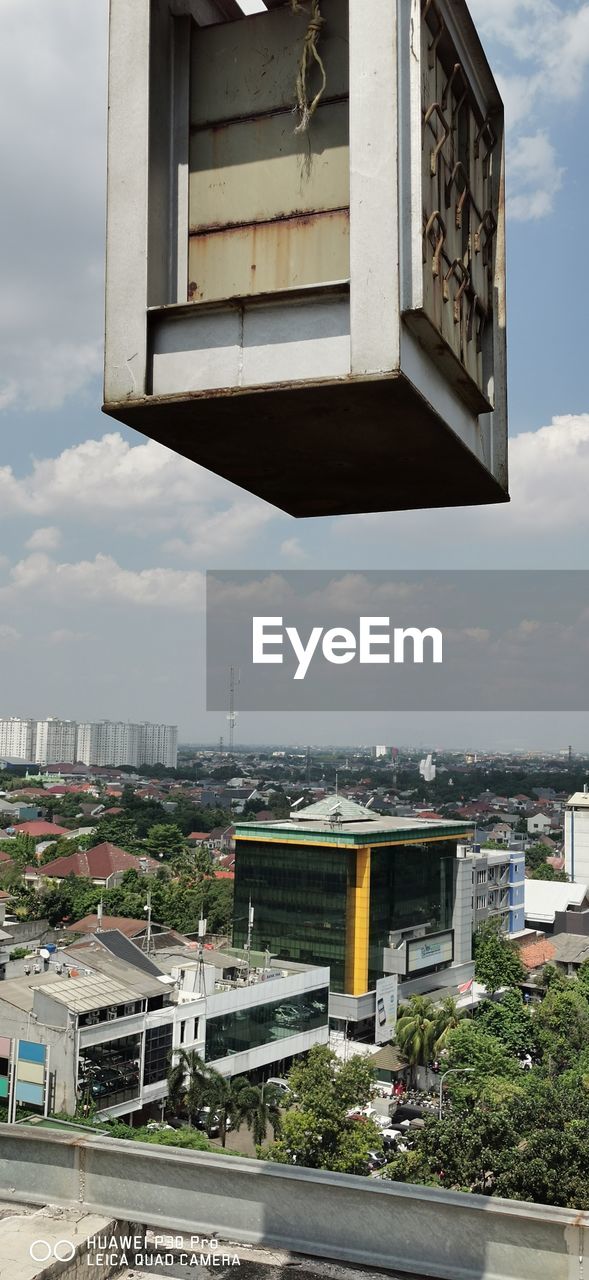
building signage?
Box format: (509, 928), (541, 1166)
(407, 932), (454, 974)
(375, 974), (398, 1045)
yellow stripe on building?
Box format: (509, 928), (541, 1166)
(345, 846), (371, 996)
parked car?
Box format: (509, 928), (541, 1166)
(366, 1150), (386, 1171)
(196, 1107), (232, 1136)
(265, 1077), (292, 1097)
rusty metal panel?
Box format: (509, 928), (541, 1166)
(188, 210), (349, 303)
(189, 102), (349, 231)
(190, 0), (349, 127)
(188, 0), (350, 301)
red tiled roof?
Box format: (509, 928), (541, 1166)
(0, 850), (13, 864)
(36, 842), (160, 880)
(214, 870), (235, 880)
(10, 821), (69, 837)
(65, 914), (148, 937)
(518, 939), (556, 971)
(188, 831), (210, 841)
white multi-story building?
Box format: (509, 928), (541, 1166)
(0, 717), (37, 762)
(77, 721), (141, 768)
(419, 754), (436, 783)
(138, 723), (178, 769)
(34, 718), (78, 766)
(76, 720), (178, 769)
(565, 788), (589, 883)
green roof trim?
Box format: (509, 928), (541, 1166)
(234, 820), (473, 847)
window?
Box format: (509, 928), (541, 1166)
(78, 1033), (141, 1111)
(205, 988), (328, 1062)
(234, 840), (354, 991)
(143, 1023), (173, 1086)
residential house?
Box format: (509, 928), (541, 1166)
(25, 842), (160, 890)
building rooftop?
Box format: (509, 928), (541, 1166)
(567, 791), (589, 807)
(0, 971), (65, 1013)
(32, 970), (162, 1013)
(550, 932), (589, 966)
(32, 842), (160, 880)
(65, 913), (152, 937)
(236, 795), (473, 846)
(524, 879), (589, 924)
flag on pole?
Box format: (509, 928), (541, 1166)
(458, 978), (474, 994)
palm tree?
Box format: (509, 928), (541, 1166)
(238, 1082), (283, 1148)
(432, 996), (465, 1054)
(166, 1049), (210, 1127)
(201, 1069), (252, 1148)
(395, 994), (436, 1088)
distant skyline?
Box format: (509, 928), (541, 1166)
(1, 1), (589, 749)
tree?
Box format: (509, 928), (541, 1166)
(441, 1019), (519, 1085)
(530, 864), (567, 882)
(143, 823), (187, 862)
(166, 1049), (210, 1127)
(473, 920), (525, 994)
(0, 833), (37, 867)
(202, 1069), (260, 1148)
(395, 995), (436, 1085)
(432, 996), (465, 1054)
(476, 988), (537, 1058)
(525, 843), (552, 872)
(262, 1045), (381, 1175)
(384, 1070), (589, 1208)
(93, 813), (139, 851)
(534, 984), (589, 1074)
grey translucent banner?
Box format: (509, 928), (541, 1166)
(206, 571), (589, 711)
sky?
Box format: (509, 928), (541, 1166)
(1, 0), (589, 752)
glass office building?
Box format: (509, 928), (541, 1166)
(233, 798), (473, 998)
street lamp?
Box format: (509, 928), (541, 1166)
(438, 1067), (475, 1120)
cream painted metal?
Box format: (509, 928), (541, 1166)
(104, 0), (508, 517)
(0, 1127), (586, 1280)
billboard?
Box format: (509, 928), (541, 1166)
(375, 974), (398, 1045)
(407, 932), (454, 974)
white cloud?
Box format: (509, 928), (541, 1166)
(0, 552), (205, 613)
(468, 1), (589, 220)
(25, 526), (62, 551)
(280, 538), (309, 563)
(0, 432), (276, 557)
(0, 0), (108, 409)
(508, 132), (565, 221)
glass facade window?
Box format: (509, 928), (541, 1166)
(234, 841), (355, 991)
(78, 1033), (141, 1111)
(206, 988), (328, 1062)
(368, 842), (456, 989)
(143, 1023), (173, 1086)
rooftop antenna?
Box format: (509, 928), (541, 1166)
(143, 889), (153, 954)
(227, 666), (239, 754)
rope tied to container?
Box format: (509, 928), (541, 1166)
(290, 0), (327, 134)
